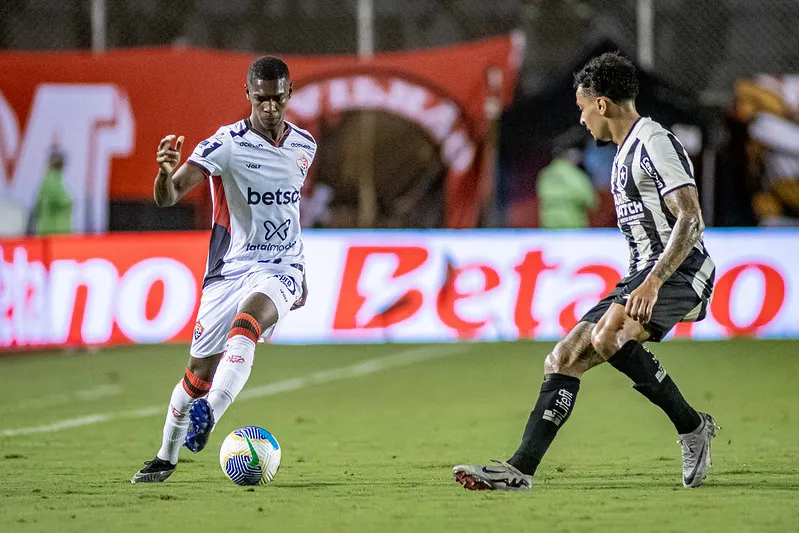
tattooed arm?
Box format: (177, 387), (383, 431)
(649, 185), (705, 283)
(626, 185), (704, 322)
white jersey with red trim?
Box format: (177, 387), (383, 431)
(186, 119), (316, 286)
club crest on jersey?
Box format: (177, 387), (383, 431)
(194, 321), (204, 340)
(618, 165), (628, 188)
(297, 154), (310, 176)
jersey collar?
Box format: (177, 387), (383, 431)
(245, 119), (292, 148)
(617, 116), (644, 153)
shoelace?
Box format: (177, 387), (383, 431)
(489, 460), (529, 486)
(679, 436), (698, 469)
(490, 460), (516, 473)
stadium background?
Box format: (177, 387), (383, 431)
(1, 2), (798, 532)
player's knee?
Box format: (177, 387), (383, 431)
(543, 351), (559, 374)
(591, 325), (620, 360)
(544, 344), (578, 375)
(238, 293), (279, 333)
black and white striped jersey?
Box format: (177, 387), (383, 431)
(611, 117), (715, 301)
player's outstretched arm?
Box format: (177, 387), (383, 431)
(154, 135), (206, 207)
(627, 186), (704, 322)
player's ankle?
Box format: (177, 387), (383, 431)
(507, 455), (538, 477)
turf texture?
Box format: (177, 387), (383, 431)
(1, 340), (798, 532)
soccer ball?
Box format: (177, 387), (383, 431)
(219, 426), (281, 486)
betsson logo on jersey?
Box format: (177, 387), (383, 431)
(247, 187), (301, 206)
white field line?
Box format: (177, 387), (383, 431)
(14, 384), (124, 411)
(1, 345), (468, 438)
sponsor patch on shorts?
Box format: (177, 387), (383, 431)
(277, 275), (297, 295)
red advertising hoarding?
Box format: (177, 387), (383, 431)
(2, 229), (797, 350)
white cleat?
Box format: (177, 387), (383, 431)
(679, 412), (719, 488)
(453, 460), (532, 491)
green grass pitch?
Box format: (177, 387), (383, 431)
(1, 340), (798, 532)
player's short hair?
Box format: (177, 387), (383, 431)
(247, 56), (290, 86)
(573, 52), (638, 103)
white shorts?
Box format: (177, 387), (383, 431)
(190, 268), (301, 358)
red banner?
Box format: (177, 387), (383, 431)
(0, 35), (523, 231)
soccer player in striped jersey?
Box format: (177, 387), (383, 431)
(454, 52), (718, 491)
(132, 56), (316, 483)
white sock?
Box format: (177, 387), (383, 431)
(156, 381), (195, 464)
(207, 335), (256, 423)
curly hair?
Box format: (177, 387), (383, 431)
(247, 56), (290, 86)
(573, 52), (638, 103)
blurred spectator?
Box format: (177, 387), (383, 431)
(0, 199), (27, 236)
(735, 75), (799, 227)
(32, 147), (72, 235)
(583, 141), (615, 190)
(535, 146), (598, 229)
(582, 140), (618, 228)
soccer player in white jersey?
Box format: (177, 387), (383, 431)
(454, 52), (718, 491)
(132, 56), (316, 483)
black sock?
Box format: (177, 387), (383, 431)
(507, 373), (580, 476)
(609, 340), (701, 434)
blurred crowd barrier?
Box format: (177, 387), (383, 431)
(2, 1), (797, 98)
(2, 228), (797, 350)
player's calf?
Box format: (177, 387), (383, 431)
(505, 372), (580, 476)
(180, 367), (214, 453)
(206, 312), (262, 424)
(133, 367), (212, 480)
(608, 340), (702, 435)
(157, 369), (212, 459)
(491, 325), (590, 481)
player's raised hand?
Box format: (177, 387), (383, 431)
(156, 135), (185, 176)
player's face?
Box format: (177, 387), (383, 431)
(246, 77), (292, 131)
(576, 86), (612, 142)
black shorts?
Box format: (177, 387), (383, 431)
(580, 267), (710, 342)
